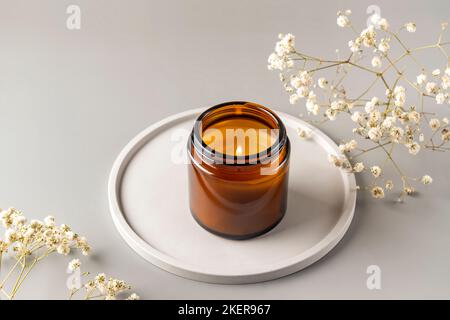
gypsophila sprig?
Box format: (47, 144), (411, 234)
(268, 10), (450, 200)
(0, 207), (90, 299)
(67, 260), (139, 300)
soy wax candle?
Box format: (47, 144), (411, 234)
(187, 101), (290, 240)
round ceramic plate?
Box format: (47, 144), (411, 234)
(108, 108), (356, 284)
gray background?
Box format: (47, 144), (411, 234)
(0, 0), (449, 299)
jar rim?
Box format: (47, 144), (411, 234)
(190, 101), (288, 166)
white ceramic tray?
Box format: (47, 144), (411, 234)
(108, 109), (356, 284)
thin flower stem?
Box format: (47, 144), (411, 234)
(348, 61), (378, 74)
(293, 51), (343, 64)
(84, 287), (98, 300)
(380, 144), (406, 179)
(379, 74), (390, 90)
(1, 288), (11, 299)
(384, 55), (403, 75)
(350, 142), (392, 159)
(86, 294), (105, 300)
(381, 52), (408, 74)
(350, 76), (379, 102)
(10, 258), (38, 299)
(0, 256), (23, 289)
(10, 257), (27, 299)
(308, 62), (343, 73)
(411, 44), (438, 52)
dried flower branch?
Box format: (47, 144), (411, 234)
(268, 9), (449, 200)
(0, 207), (90, 299)
(67, 259), (139, 300)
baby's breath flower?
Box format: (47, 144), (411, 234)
(351, 111), (362, 123)
(381, 116), (396, 129)
(95, 273), (107, 285)
(298, 70), (313, 86)
(368, 127), (382, 141)
(371, 186), (385, 199)
(404, 186), (415, 195)
(68, 259), (81, 271)
(0, 239), (8, 253)
(339, 140), (358, 153)
(289, 94), (300, 104)
(268, 53), (291, 71)
(421, 175), (433, 185)
(405, 22), (417, 32)
(30, 219), (43, 230)
(325, 108), (337, 121)
(336, 11), (351, 28)
(370, 166), (382, 178)
(318, 77), (328, 88)
(429, 118), (441, 130)
(284, 85), (294, 94)
(389, 127), (404, 143)
(371, 56), (382, 68)
(385, 180), (394, 190)
(85, 280), (96, 290)
(361, 25), (376, 47)
(393, 86), (406, 107)
(328, 154), (350, 170)
(275, 33), (295, 57)
(435, 93), (446, 105)
(442, 75), (449, 90)
(353, 162), (365, 173)
(378, 18), (389, 31)
(44, 216), (55, 227)
(442, 129), (450, 142)
(268, 11), (450, 200)
(378, 38), (390, 54)
(407, 142), (421, 155)
(57, 244), (70, 256)
(23, 227), (35, 239)
(425, 82), (438, 94)
(416, 73), (427, 85)
(296, 128), (311, 139)
(297, 85), (310, 97)
(365, 97), (379, 113)
(81, 244), (91, 256)
(1, 208), (18, 229)
(4, 229), (19, 243)
(348, 39), (361, 53)
(408, 111), (421, 124)
(12, 215), (26, 228)
(330, 99), (347, 111)
(306, 98), (320, 115)
(290, 76), (301, 89)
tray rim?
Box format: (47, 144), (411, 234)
(108, 108), (357, 284)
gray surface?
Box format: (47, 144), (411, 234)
(112, 110), (356, 283)
(0, 0), (449, 299)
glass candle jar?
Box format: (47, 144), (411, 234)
(187, 101), (290, 240)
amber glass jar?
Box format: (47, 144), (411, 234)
(187, 101), (290, 240)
